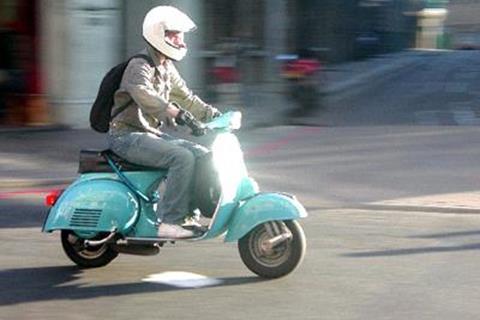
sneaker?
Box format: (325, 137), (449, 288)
(157, 223), (195, 239)
(182, 215), (203, 228)
(182, 216), (208, 233)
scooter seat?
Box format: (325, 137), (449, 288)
(78, 149), (161, 173)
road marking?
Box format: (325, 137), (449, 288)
(142, 271), (222, 288)
(244, 127), (322, 157)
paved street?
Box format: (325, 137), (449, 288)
(2, 204), (480, 320)
(2, 50), (480, 319)
(2, 125), (480, 320)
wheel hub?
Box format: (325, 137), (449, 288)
(250, 225), (292, 267)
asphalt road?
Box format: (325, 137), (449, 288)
(2, 125), (480, 320)
(2, 204), (480, 320)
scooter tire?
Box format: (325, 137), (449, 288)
(238, 220), (306, 278)
(61, 230), (118, 268)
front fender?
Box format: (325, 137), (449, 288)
(224, 192), (307, 242)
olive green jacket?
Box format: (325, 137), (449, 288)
(110, 46), (216, 135)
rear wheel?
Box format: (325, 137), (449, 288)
(61, 230), (118, 268)
(238, 220), (306, 278)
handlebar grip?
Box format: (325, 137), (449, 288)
(176, 109), (207, 136)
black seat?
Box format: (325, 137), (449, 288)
(78, 149), (161, 173)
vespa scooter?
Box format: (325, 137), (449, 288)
(43, 111), (307, 278)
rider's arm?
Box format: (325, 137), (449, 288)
(168, 62), (219, 122)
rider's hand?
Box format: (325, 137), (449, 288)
(166, 103), (180, 118)
(165, 117), (177, 127)
(165, 103), (182, 127)
(175, 109), (206, 136)
(212, 109), (222, 118)
(207, 106), (221, 120)
(175, 109), (190, 126)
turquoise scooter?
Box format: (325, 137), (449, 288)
(43, 111), (307, 278)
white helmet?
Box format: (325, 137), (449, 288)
(142, 6), (197, 61)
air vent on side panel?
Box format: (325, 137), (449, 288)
(69, 208), (103, 228)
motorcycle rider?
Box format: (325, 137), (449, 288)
(107, 6), (219, 239)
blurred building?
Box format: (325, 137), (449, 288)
(0, 0), (451, 129)
(0, 0), (45, 126)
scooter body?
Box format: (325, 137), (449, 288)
(43, 111), (308, 278)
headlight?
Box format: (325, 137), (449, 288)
(211, 133), (247, 201)
(229, 112), (242, 130)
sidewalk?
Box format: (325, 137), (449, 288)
(0, 49), (432, 191)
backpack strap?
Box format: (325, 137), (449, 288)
(110, 53), (156, 121)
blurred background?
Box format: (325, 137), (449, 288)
(0, 0), (476, 129)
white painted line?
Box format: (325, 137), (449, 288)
(142, 271), (222, 288)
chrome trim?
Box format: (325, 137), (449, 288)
(84, 230), (117, 247)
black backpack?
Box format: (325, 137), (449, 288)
(89, 54), (153, 133)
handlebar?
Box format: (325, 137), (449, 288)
(175, 107), (241, 136)
(176, 109), (207, 136)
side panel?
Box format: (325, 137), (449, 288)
(224, 193), (308, 242)
(43, 178), (139, 235)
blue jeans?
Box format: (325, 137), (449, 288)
(107, 131), (208, 224)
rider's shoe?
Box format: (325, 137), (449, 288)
(182, 216), (208, 233)
(157, 223), (195, 239)
(182, 215), (203, 228)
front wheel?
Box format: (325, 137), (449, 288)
(238, 220), (306, 278)
(61, 230), (118, 268)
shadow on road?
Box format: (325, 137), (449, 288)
(342, 242), (480, 258)
(0, 266), (267, 306)
(342, 228), (480, 257)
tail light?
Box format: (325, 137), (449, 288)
(45, 189), (64, 207)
